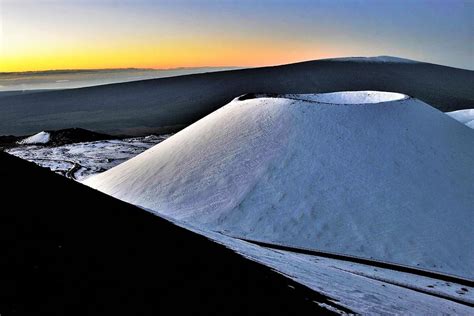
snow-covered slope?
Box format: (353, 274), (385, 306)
(84, 91), (474, 280)
(18, 131), (50, 144)
(446, 109), (474, 129)
(327, 55), (420, 64)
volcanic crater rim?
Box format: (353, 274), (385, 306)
(237, 91), (410, 105)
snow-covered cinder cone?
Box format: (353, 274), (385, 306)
(84, 91), (474, 280)
(17, 131), (50, 145)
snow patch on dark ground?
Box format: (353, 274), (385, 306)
(6, 134), (170, 180)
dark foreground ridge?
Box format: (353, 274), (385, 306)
(0, 152), (345, 315)
(1, 59), (473, 136)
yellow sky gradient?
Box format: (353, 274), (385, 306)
(0, 36), (337, 72)
(1, 0), (471, 72)
(0, 1), (360, 72)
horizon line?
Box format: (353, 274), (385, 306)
(0, 65), (243, 75)
(1, 56), (472, 74)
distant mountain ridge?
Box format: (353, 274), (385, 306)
(0, 66), (240, 75)
(0, 57), (472, 136)
(0, 66), (239, 92)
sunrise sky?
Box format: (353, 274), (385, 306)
(1, 0), (472, 72)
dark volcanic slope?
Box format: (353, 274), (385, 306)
(47, 128), (115, 146)
(0, 152), (338, 315)
(1, 59), (473, 136)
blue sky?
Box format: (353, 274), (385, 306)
(1, 0), (472, 71)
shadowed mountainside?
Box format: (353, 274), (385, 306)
(0, 59), (473, 136)
(0, 152), (339, 315)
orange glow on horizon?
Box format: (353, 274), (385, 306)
(0, 36), (340, 72)
(0, 49), (338, 72)
(1, 0), (472, 72)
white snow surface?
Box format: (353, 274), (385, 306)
(84, 91), (474, 280)
(446, 109), (474, 128)
(326, 56), (420, 64)
(18, 131), (50, 144)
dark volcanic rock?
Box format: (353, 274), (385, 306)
(0, 135), (21, 149)
(47, 128), (116, 146)
(0, 152), (340, 315)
